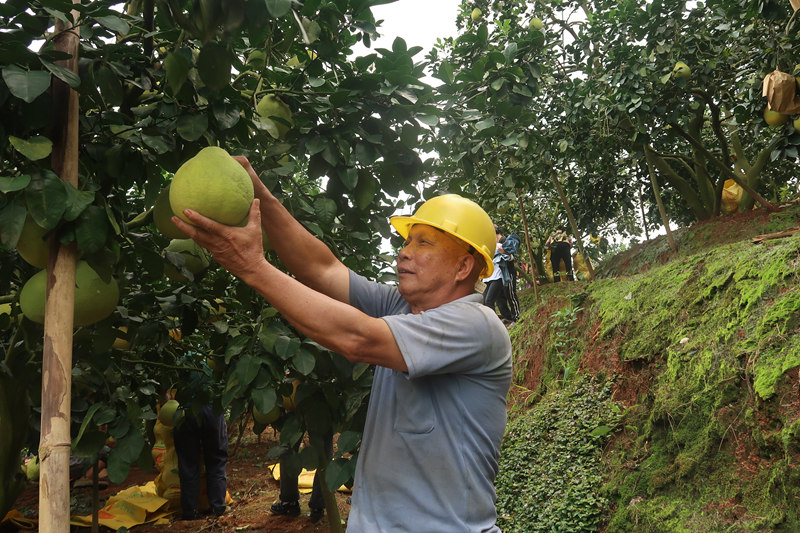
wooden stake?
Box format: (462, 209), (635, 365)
(39, 6), (80, 533)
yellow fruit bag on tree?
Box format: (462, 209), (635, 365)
(721, 179), (743, 214)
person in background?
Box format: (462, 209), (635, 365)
(270, 432), (333, 524)
(481, 225), (505, 318)
(483, 225), (520, 326)
(172, 162), (512, 532)
(497, 229), (521, 325)
(546, 229), (574, 282)
(172, 400), (229, 520)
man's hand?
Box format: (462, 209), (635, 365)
(171, 199), (269, 285)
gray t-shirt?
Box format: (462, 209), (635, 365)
(346, 271), (512, 533)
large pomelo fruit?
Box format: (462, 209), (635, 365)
(153, 186), (189, 239)
(17, 215), (50, 269)
(20, 261), (119, 326)
(169, 146), (254, 226)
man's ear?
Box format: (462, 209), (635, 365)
(455, 253), (478, 282)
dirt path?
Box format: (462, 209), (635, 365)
(13, 428), (351, 533)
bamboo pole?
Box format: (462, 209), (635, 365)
(644, 146), (678, 252)
(549, 172), (595, 281)
(39, 6), (80, 533)
(515, 188), (539, 303)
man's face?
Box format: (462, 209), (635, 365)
(396, 225), (471, 311)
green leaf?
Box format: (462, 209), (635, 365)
(25, 172), (68, 229)
(274, 335), (300, 359)
(9, 136), (53, 161)
(107, 430), (145, 484)
(2, 65), (50, 103)
(39, 58), (80, 88)
(0, 203), (27, 249)
(291, 349), (316, 375)
(265, 0), (292, 18)
(234, 354), (261, 388)
(339, 167), (358, 190)
(324, 458), (354, 492)
(63, 185), (95, 221)
(335, 431), (361, 454)
(314, 197), (337, 226)
(589, 425), (613, 437)
(438, 61), (454, 84)
(251, 386), (278, 414)
(95, 14), (130, 35)
(353, 171), (378, 210)
(418, 114), (438, 126)
(164, 51), (191, 94)
(197, 42), (231, 92)
(475, 118), (495, 131)
(0, 175), (31, 193)
(96, 65), (124, 106)
(74, 205), (109, 254)
(177, 113), (209, 141)
(212, 101), (241, 129)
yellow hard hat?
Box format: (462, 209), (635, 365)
(390, 194), (496, 277)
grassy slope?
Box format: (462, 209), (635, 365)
(499, 202), (800, 533)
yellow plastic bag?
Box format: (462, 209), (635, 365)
(721, 179), (743, 214)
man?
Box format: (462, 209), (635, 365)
(172, 156), (512, 532)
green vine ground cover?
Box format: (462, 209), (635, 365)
(499, 204), (800, 532)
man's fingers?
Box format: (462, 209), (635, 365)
(247, 198), (261, 227)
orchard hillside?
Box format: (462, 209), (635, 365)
(497, 202), (800, 532)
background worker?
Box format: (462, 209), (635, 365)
(172, 402), (228, 520)
(172, 158), (512, 532)
(270, 432), (333, 524)
(546, 229), (574, 282)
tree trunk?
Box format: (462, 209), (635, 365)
(644, 146), (678, 252)
(39, 5), (80, 533)
(515, 189), (539, 303)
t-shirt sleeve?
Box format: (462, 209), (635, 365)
(348, 270), (409, 317)
(383, 300), (511, 378)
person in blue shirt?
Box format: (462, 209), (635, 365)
(172, 156), (512, 532)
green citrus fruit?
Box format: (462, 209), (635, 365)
(169, 146), (254, 226)
(164, 238), (211, 282)
(529, 17), (543, 30)
(17, 215), (50, 269)
(471, 8), (482, 21)
(153, 186), (189, 239)
(246, 49), (267, 69)
(158, 399), (182, 427)
(256, 94), (294, 139)
(764, 107), (789, 127)
(253, 404), (281, 425)
(672, 61), (691, 79)
(20, 261), (119, 326)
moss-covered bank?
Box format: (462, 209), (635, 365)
(499, 204), (800, 531)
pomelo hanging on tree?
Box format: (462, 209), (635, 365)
(20, 261), (119, 326)
(169, 146), (254, 227)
